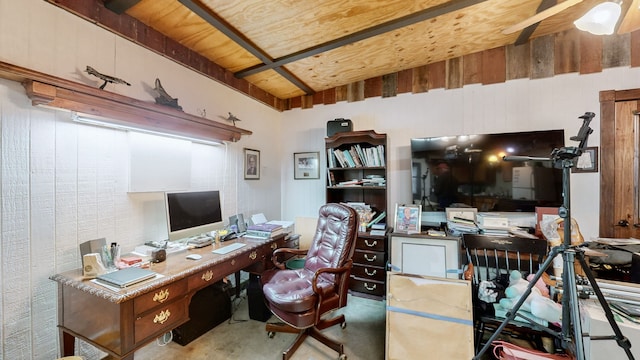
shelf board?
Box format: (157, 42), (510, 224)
(0, 61), (252, 143)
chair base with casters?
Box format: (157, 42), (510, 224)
(261, 203), (358, 360)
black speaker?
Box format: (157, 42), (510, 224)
(172, 281), (231, 345)
(327, 118), (352, 137)
(247, 273), (272, 322)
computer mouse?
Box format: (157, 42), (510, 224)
(186, 254), (202, 260)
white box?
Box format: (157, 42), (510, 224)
(581, 299), (640, 359)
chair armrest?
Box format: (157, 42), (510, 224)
(311, 260), (353, 295)
(271, 248), (308, 269)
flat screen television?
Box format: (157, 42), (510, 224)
(410, 129), (565, 214)
(165, 190), (223, 241)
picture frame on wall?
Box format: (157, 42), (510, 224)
(572, 146), (598, 173)
(244, 148), (260, 180)
(294, 152), (320, 179)
(394, 204), (422, 234)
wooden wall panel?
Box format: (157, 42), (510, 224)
(506, 43), (530, 80)
(364, 76), (382, 98)
(323, 88), (337, 105)
(463, 52), (482, 85)
(580, 33), (603, 74)
(427, 61), (446, 90)
(446, 57), (463, 89)
(347, 81), (364, 102)
(301, 95), (314, 109)
(482, 47), (506, 85)
(412, 65), (429, 94)
(603, 33), (630, 68)
(531, 35), (554, 79)
(554, 30), (580, 74)
(382, 73), (398, 98)
(312, 91), (324, 105)
(335, 85), (349, 102)
(632, 30), (640, 68)
(397, 69), (413, 94)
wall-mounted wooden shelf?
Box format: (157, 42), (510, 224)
(0, 61), (252, 143)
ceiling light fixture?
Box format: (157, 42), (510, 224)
(71, 112), (223, 146)
(574, 1), (622, 35)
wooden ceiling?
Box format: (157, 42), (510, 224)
(53, 0), (640, 102)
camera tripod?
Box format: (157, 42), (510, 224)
(473, 112), (634, 360)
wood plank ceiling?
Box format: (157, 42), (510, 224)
(51, 0), (640, 105)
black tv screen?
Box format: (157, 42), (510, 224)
(410, 129), (565, 213)
(165, 190), (223, 240)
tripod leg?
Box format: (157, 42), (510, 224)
(473, 246), (561, 360)
(561, 249), (586, 359)
(576, 251), (635, 359)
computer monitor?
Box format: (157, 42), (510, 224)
(165, 190), (223, 241)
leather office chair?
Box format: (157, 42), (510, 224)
(462, 233), (551, 354)
(261, 203), (358, 360)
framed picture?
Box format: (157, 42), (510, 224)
(572, 146), (598, 173)
(294, 152), (320, 179)
(244, 148), (260, 180)
(394, 204), (422, 234)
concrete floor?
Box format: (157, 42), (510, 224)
(134, 292), (386, 360)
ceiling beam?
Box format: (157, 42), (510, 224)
(103, 0), (141, 14)
(235, 0), (488, 79)
(514, 0), (558, 46)
(178, 0), (315, 95)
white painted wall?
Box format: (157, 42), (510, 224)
(280, 68), (640, 242)
(0, 0), (283, 359)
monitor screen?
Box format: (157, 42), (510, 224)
(411, 129), (565, 214)
(165, 190), (223, 241)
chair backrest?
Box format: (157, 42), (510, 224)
(462, 234), (548, 283)
(304, 203), (358, 280)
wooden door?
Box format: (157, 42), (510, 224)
(600, 89), (640, 238)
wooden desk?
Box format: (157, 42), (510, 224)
(50, 235), (285, 360)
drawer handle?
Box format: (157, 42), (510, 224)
(153, 309), (171, 325)
(364, 239), (377, 247)
(365, 268), (377, 276)
(202, 270), (214, 282)
(249, 251), (257, 260)
(153, 289), (170, 303)
(364, 254), (377, 262)
(364, 283), (377, 291)
(271, 243), (277, 250)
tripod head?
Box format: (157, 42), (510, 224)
(549, 112), (594, 164)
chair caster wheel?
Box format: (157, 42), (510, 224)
(339, 354), (347, 360)
(341, 322), (347, 329)
(268, 331), (275, 338)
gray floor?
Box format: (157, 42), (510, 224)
(134, 292), (386, 360)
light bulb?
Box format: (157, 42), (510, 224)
(574, 2), (622, 35)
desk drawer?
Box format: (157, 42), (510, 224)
(134, 280), (188, 314)
(355, 236), (386, 252)
(350, 277), (385, 297)
(135, 296), (189, 343)
(351, 264), (386, 282)
(188, 249), (262, 290)
(352, 249), (385, 267)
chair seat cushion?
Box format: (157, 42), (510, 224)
(262, 268), (335, 314)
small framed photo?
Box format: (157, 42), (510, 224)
(394, 204), (422, 234)
(244, 148), (260, 180)
(294, 152), (320, 179)
(572, 146), (598, 173)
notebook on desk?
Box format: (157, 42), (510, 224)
(95, 267), (157, 288)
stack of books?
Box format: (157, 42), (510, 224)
(245, 222), (283, 239)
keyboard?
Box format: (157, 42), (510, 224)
(212, 242), (246, 255)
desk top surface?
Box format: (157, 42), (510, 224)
(50, 236), (281, 303)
